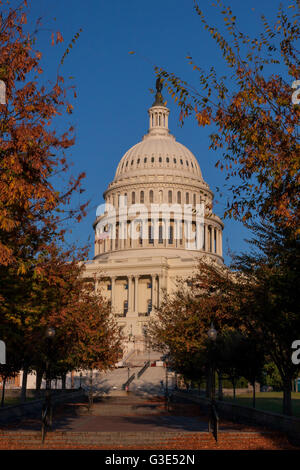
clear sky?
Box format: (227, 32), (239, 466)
(17, 0), (287, 264)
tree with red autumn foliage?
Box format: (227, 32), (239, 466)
(153, 1), (299, 231)
(150, 216), (300, 415)
(28, 245), (123, 392)
(0, 1), (87, 271)
(0, 2), (122, 400)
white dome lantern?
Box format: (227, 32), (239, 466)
(114, 88), (203, 183)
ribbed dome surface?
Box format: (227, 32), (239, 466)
(114, 101), (203, 183)
(114, 133), (202, 182)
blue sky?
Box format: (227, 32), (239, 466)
(18, 0), (287, 264)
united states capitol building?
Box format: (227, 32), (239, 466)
(84, 79), (224, 357)
(21, 80), (224, 390)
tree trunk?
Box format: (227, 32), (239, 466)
(35, 368), (44, 397)
(232, 377), (236, 400)
(21, 367), (28, 403)
(218, 372), (223, 401)
(283, 379), (292, 416)
(205, 370), (211, 398)
(61, 373), (67, 391)
(252, 381), (256, 408)
(1, 377), (6, 407)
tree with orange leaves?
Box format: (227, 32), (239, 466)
(154, 1), (299, 231)
(0, 0), (86, 272)
(28, 245), (123, 393)
(0, 2), (122, 399)
(150, 216), (300, 415)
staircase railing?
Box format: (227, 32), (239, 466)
(208, 402), (219, 442)
(137, 360), (150, 379)
(122, 372), (136, 390)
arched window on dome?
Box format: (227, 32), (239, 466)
(148, 222), (154, 244)
(139, 223), (143, 245)
(174, 158), (177, 164)
(140, 191), (144, 203)
(151, 157), (154, 163)
(191, 162), (194, 168)
(166, 157), (170, 163)
(168, 224), (174, 244)
(149, 190), (154, 203)
(186, 160), (189, 166)
(186, 192), (189, 204)
(180, 159), (183, 165)
(137, 158), (140, 165)
(168, 190), (172, 203)
(177, 191), (181, 204)
(115, 223), (119, 249)
(159, 157), (162, 163)
(125, 161), (128, 167)
(132, 192), (135, 204)
(158, 223), (163, 244)
(131, 160), (134, 165)
(193, 193), (196, 206)
(144, 157), (147, 163)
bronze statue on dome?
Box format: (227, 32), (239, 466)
(153, 76), (164, 106)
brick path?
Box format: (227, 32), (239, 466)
(0, 394), (297, 450)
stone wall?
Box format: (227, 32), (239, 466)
(174, 391), (300, 446)
(0, 389), (85, 424)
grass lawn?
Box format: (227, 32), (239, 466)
(223, 392), (300, 417)
(0, 396), (36, 407)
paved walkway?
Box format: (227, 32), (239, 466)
(1, 396), (209, 432)
(0, 394), (297, 449)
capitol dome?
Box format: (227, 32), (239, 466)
(104, 88), (212, 206)
(114, 108), (203, 183)
(85, 79), (224, 351)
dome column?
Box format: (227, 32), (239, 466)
(134, 276), (139, 314)
(127, 275), (134, 315)
(196, 221), (202, 251)
(111, 276), (116, 313)
(218, 229), (223, 257)
(204, 224), (208, 252)
(151, 275), (156, 311)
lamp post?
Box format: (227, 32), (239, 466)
(164, 354), (170, 410)
(207, 323), (217, 403)
(44, 326), (55, 428)
(207, 323), (218, 438)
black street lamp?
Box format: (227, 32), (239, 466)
(207, 322), (217, 402)
(45, 326), (55, 391)
(164, 354), (171, 411)
(207, 323), (219, 440)
(43, 326), (55, 431)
